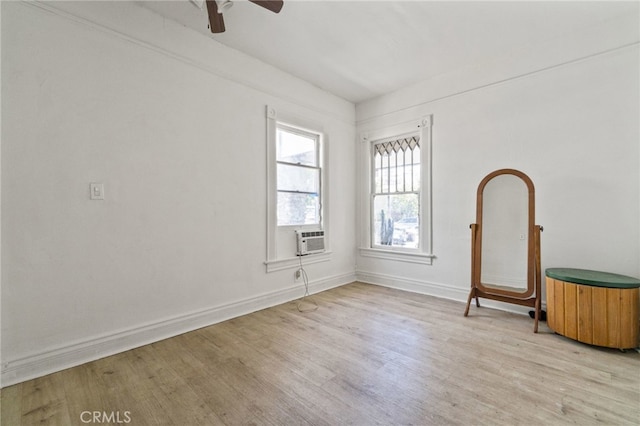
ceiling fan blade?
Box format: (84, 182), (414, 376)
(248, 0), (284, 14)
(205, 0), (226, 33)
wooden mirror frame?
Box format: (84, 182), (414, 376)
(464, 169), (543, 332)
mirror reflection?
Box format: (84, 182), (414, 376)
(480, 174), (528, 292)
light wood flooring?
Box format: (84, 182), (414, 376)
(2, 282), (639, 425)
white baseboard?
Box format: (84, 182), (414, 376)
(1, 272), (355, 387)
(356, 270), (547, 317)
(356, 270), (469, 301)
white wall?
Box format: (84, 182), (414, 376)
(356, 13), (639, 309)
(1, 1), (355, 386)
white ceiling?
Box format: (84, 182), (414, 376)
(140, 1), (638, 104)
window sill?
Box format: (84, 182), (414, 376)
(359, 247), (434, 265)
(265, 251), (333, 273)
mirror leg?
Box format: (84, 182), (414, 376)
(464, 288), (476, 316)
(533, 297), (541, 333)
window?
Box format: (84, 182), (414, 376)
(372, 136), (420, 248)
(359, 115), (433, 264)
(276, 125), (321, 226)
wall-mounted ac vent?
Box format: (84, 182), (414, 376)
(296, 230), (325, 256)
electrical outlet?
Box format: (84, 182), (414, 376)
(295, 269), (302, 281)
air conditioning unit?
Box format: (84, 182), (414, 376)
(296, 230), (325, 256)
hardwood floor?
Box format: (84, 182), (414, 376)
(2, 282), (639, 425)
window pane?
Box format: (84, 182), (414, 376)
(278, 192), (320, 226)
(277, 128), (317, 166)
(381, 153), (389, 192)
(277, 164), (319, 193)
(373, 137), (420, 194)
(412, 146), (421, 191)
(373, 194), (419, 248)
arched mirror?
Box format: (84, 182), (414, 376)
(464, 169), (543, 332)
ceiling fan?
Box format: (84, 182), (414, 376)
(202, 0), (284, 33)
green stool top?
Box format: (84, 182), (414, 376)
(545, 267), (640, 289)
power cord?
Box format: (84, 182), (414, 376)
(296, 255), (318, 313)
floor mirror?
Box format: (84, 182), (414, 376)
(464, 169), (543, 332)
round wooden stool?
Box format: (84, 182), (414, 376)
(545, 268), (640, 349)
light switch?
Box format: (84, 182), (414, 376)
(90, 183), (104, 200)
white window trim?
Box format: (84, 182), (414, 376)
(265, 105), (330, 271)
(359, 115), (434, 265)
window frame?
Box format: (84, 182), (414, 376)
(359, 115), (434, 265)
(370, 134), (422, 250)
(265, 106), (331, 272)
(276, 123), (322, 228)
